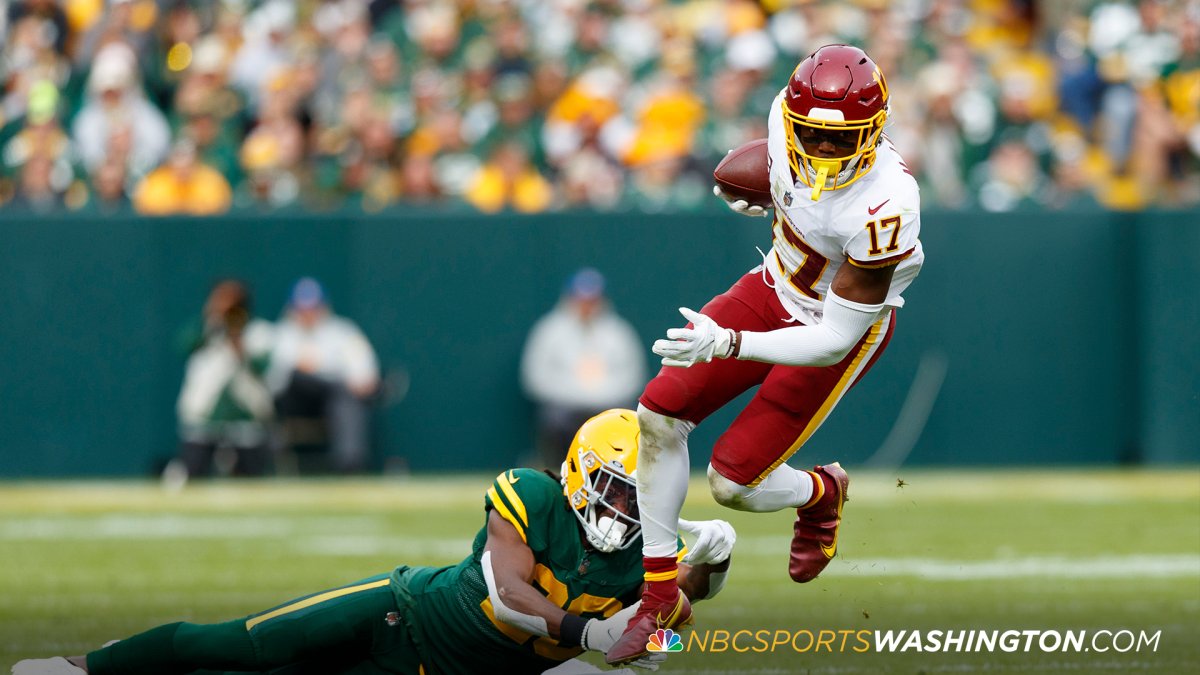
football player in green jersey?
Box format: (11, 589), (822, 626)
(13, 409), (735, 675)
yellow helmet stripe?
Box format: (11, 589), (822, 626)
(488, 486), (527, 543)
(496, 472), (529, 529)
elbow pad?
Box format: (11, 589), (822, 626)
(481, 551), (550, 637)
(737, 291), (883, 367)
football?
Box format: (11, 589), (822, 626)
(713, 138), (771, 207)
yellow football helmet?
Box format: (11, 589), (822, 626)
(561, 408), (641, 553)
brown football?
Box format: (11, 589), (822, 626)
(713, 138), (771, 208)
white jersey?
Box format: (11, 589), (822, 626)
(765, 92), (923, 323)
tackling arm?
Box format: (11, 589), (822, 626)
(481, 510), (666, 660)
(675, 517), (735, 601)
(677, 558), (731, 602)
(481, 509), (574, 639)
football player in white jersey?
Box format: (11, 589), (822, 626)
(608, 44), (924, 665)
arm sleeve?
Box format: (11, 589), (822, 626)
(481, 550), (552, 637)
(736, 291), (883, 367)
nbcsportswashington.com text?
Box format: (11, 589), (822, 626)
(682, 628), (1162, 654)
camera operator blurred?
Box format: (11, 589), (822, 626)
(168, 280), (276, 483)
(266, 277), (380, 473)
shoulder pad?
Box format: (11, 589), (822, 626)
(485, 469), (561, 545)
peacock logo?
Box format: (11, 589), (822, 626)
(646, 628), (684, 652)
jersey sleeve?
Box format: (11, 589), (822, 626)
(484, 468), (558, 551)
(843, 205), (921, 269)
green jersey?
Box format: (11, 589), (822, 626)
(390, 469), (653, 675)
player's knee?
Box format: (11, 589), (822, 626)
(707, 464), (754, 510)
(635, 404), (691, 460)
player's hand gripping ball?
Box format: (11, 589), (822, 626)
(713, 138), (771, 215)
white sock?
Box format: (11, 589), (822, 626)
(636, 404), (694, 558)
(708, 463), (815, 512)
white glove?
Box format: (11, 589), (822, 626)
(581, 602), (640, 654)
(652, 308), (734, 368)
(678, 518), (736, 565)
(713, 185), (770, 217)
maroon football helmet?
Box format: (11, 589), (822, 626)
(781, 44), (889, 199)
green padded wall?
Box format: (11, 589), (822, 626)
(0, 210), (1194, 476)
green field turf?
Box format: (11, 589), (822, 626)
(3, 469), (1198, 673)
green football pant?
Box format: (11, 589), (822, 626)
(86, 574), (427, 675)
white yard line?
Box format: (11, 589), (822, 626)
(0, 514), (386, 539)
(823, 554), (1200, 580)
(3, 515), (1197, 581)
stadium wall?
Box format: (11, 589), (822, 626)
(0, 211), (1195, 477)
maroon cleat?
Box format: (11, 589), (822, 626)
(605, 592), (694, 665)
(789, 462), (850, 583)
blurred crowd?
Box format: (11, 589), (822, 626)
(1, 0), (1197, 215)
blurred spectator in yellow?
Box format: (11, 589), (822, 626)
(170, 279), (275, 482)
(72, 42), (170, 180)
(520, 267), (647, 469)
(542, 65), (624, 169)
(237, 129), (300, 210)
(464, 139), (553, 213)
(617, 55), (709, 211)
(233, 73), (305, 209)
(133, 138), (232, 215)
(619, 71), (706, 170)
(267, 277), (380, 474)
